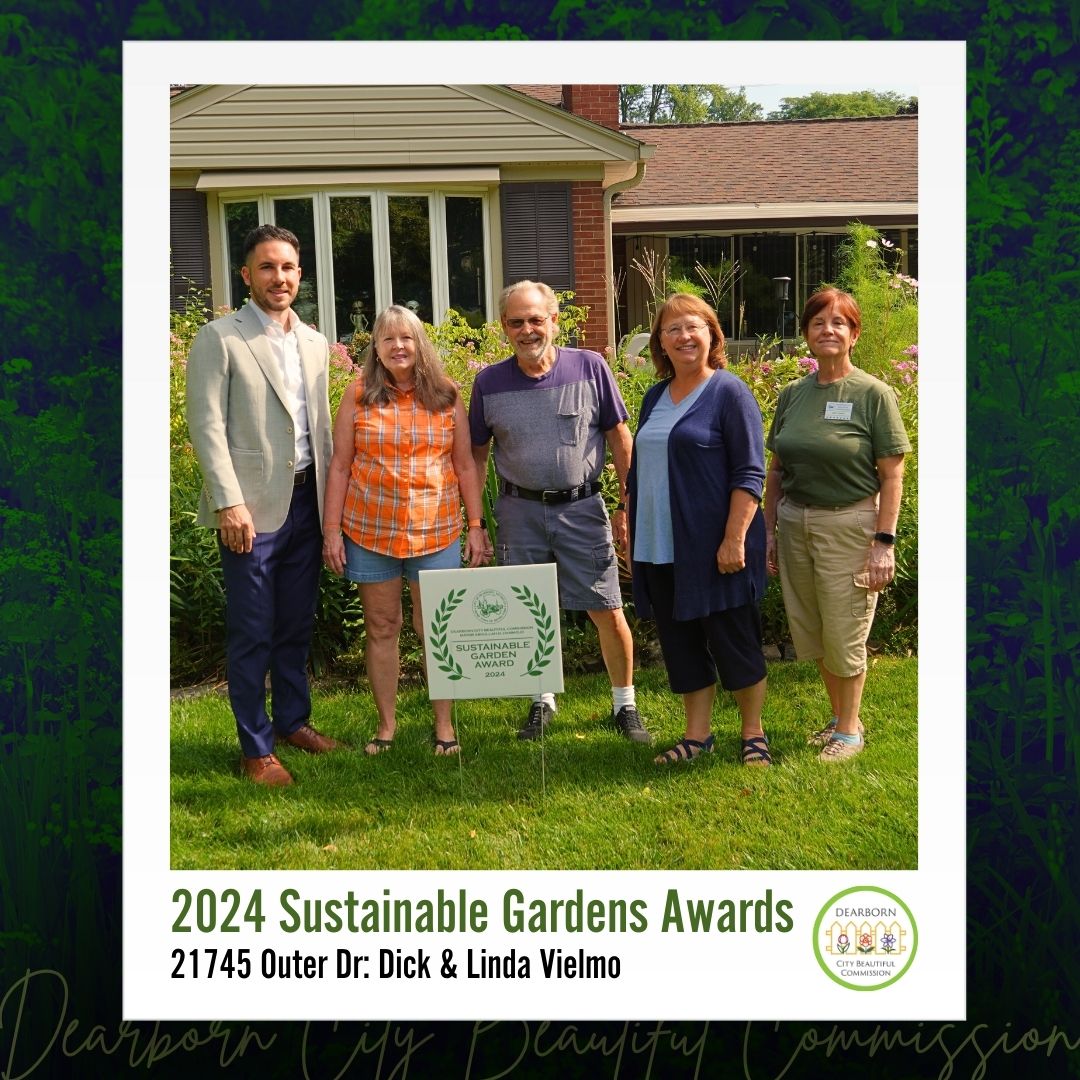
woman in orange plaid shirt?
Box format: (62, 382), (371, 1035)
(323, 305), (488, 755)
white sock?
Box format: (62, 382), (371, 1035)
(612, 686), (636, 711)
(532, 692), (557, 711)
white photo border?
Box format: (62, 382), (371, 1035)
(125, 40), (965, 1021)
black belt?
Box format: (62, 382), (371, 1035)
(293, 465), (314, 486)
(500, 480), (598, 504)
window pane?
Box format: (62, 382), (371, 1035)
(799, 233), (843, 312)
(224, 201), (259, 310)
(330, 196), (376, 344)
(906, 229), (918, 280)
(446, 197), (486, 327)
(273, 198), (319, 328)
(388, 196), (432, 323)
(738, 235), (795, 339)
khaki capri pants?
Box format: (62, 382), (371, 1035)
(776, 494), (879, 677)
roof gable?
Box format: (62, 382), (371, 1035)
(170, 84), (650, 170)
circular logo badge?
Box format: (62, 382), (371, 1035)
(812, 886), (917, 991)
(472, 589), (508, 623)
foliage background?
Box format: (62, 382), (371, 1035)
(170, 228), (918, 688)
(2, 0), (1077, 1076)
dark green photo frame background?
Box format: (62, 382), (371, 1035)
(2, 2), (1077, 1075)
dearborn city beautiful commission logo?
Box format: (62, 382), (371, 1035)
(813, 886), (918, 990)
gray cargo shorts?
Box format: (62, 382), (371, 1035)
(495, 492), (622, 611)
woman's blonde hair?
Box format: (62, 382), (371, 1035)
(361, 305), (457, 410)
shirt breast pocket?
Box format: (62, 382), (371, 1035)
(558, 409), (584, 446)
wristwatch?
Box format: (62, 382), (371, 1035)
(873, 532), (896, 545)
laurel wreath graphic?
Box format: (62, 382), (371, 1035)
(428, 588), (469, 680)
(510, 585), (555, 676)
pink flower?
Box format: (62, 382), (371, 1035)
(797, 356), (819, 373)
(329, 342), (354, 370)
(760, 363), (771, 375)
(903, 344), (919, 357)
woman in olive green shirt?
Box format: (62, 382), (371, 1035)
(764, 288), (911, 762)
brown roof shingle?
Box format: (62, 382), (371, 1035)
(614, 115), (917, 207)
(507, 85), (563, 107)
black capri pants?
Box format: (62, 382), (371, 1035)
(640, 562), (767, 694)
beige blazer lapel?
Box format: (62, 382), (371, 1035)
(234, 302), (289, 411)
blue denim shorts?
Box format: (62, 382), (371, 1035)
(342, 535), (461, 583)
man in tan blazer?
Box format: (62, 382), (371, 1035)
(186, 224), (340, 786)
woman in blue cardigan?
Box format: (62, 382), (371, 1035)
(627, 294), (770, 765)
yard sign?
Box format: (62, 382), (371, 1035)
(417, 564), (564, 699)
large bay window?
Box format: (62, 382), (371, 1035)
(219, 189), (490, 340)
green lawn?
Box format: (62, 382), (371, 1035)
(171, 658), (917, 871)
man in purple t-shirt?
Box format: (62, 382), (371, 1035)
(469, 280), (651, 744)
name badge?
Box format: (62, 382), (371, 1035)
(824, 401), (854, 421)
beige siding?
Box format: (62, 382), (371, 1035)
(171, 85), (644, 171)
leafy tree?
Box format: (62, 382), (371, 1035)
(620, 84), (763, 123)
(768, 89), (917, 119)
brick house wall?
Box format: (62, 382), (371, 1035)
(569, 180), (610, 349)
(563, 85), (620, 348)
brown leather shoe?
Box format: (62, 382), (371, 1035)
(241, 753), (293, 787)
(280, 724), (342, 754)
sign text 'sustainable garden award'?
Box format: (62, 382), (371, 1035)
(418, 564), (564, 699)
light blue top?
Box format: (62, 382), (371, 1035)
(632, 375), (713, 563)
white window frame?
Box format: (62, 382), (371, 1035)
(217, 188), (493, 342)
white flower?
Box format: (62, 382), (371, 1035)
(865, 240), (878, 248)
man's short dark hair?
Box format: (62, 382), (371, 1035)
(242, 224), (300, 263)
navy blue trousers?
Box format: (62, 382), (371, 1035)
(218, 477), (321, 758)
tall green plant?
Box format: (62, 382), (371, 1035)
(835, 222), (919, 379)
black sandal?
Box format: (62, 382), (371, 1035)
(364, 738), (393, 755)
(433, 738), (460, 756)
(655, 733), (715, 764)
(741, 735), (772, 766)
